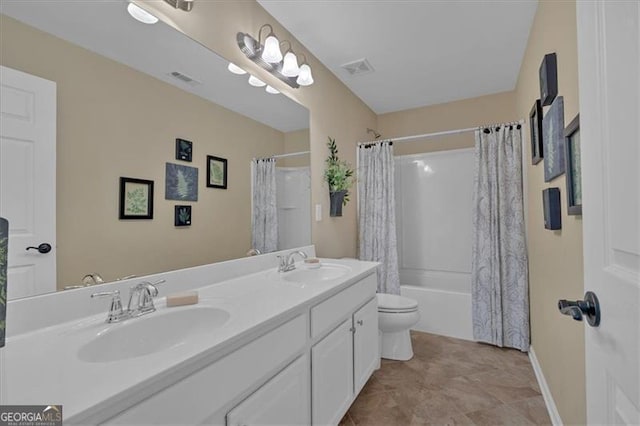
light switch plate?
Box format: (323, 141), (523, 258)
(315, 204), (322, 222)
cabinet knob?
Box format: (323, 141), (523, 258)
(349, 326), (356, 333)
(357, 320), (364, 326)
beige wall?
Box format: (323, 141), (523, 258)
(0, 15), (288, 288)
(378, 91), (517, 156)
(136, 0), (377, 259)
(515, 1), (585, 424)
(281, 129), (310, 168)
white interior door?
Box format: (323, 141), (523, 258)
(0, 66), (56, 300)
(577, 2), (640, 424)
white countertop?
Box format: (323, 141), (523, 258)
(0, 258), (378, 421)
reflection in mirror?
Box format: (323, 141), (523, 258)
(0, 2), (310, 300)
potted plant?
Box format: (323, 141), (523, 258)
(324, 137), (354, 217)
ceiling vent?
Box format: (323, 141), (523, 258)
(341, 58), (374, 76)
(168, 71), (201, 86)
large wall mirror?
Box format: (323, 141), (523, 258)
(0, 2), (311, 300)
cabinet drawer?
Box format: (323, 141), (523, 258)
(103, 314), (307, 425)
(311, 273), (377, 339)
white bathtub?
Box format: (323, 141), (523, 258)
(401, 284), (473, 341)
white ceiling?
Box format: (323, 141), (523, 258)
(258, 0), (538, 114)
(0, 1), (309, 132)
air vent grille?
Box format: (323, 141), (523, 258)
(169, 71), (201, 86)
(341, 58), (374, 76)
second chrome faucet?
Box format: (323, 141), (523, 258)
(277, 250), (308, 273)
(91, 279), (165, 323)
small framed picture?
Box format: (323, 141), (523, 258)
(564, 114), (582, 215)
(175, 138), (193, 162)
(529, 99), (544, 165)
(119, 177), (154, 219)
(207, 155), (228, 189)
(539, 53), (558, 106)
(174, 205), (192, 227)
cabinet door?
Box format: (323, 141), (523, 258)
(353, 297), (379, 394)
(312, 318), (354, 426)
(226, 354), (310, 426)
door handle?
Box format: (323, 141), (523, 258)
(25, 243), (52, 254)
(558, 291), (600, 327)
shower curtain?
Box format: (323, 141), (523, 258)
(471, 125), (529, 352)
(358, 142), (400, 295)
(251, 158), (278, 253)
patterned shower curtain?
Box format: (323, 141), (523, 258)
(251, 158), (278, 253)
(472, 125), (530, 352)
(358, 142), (400, 295)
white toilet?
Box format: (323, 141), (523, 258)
(376, 293), (420, 361)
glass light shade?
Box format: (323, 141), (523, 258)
(127, 3), (158, 24)
(281, 51), (300, 77)
(265, 85), (280, 94)
(261, 35), (283, 63)
(296, 64), (314, 86)
(248, 75), (266, 87)
(227, 62), (247, 75)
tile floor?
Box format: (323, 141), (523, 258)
(340, 331), (551, 425)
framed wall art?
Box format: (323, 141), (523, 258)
(542, 96), (565, 182)
(174, 205), (192, 227)
(207, 155), (228, 189)
(165, 163), (198, 201)
(119, 177), (154, 219)
(564, 114), (582, 215)
(175, 138), (193, 162)
(529, 99), (544, 165)
(539, 52), (558, 106)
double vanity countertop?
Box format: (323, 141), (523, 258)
(0, 258), (378, 422)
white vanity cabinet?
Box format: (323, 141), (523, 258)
(311, 274), (378, 425)
(226, 354), (310, 426)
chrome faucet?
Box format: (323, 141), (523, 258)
(91, 279), (165, 323)
(278, 250), (308, 273)
(127, 280), (165, 316)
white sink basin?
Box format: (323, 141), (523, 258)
(279, 264), (351, 283)
(78, 306), (230, 363)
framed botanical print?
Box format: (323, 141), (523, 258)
(119, 177), (154, 219)
(542, 96), (565, 182)
(207, 155), (228, 189)
(529, 99), (544, 165)
(175, 138), (193, 162)
(564, 114), (582, 215)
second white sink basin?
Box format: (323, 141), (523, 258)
(279, 264), (351, 283)
(78, 306), (230, 363)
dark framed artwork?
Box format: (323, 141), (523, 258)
(165, 163), (198, 201)
(564, 114), (582, 215)
(174, 205), (192, 227)
(207, 155), (228, 189)
(542, 96), (565, 182)
(175, 138), (193, 162)
(539, 52), (558, 106)
(529, 99), (544, 165)
(119, 177), (154, 219)
(542, 187), (562, 230)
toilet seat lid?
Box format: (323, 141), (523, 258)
(376, 293), (418, 312)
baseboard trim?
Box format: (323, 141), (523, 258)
(529, 346), (563, 426)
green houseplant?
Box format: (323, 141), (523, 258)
(324, 137), (354, 217)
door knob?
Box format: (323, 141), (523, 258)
(25, 243), (52, 254)
(558, 291), (600, 327)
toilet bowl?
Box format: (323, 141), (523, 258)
(377, 293), (420, 361)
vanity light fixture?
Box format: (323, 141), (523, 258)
(296, 54), (314, 87)
(227, 62), (247, 75)
(237, 26), (314, 89)
(280, 41), (300, 78)
(248, 75), (266, 87)
(163, 0), (195, 12)
(127, 2), (159, 24)
(259, 25), (283, 64)
(265, 85), (280, 95)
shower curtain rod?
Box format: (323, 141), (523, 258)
(253, 150), (310, 161)
(357, 120), (525, 146)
